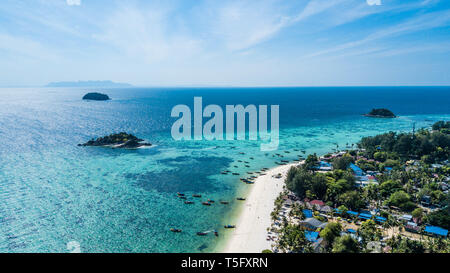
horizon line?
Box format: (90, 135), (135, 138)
(1, 84), (450, 89)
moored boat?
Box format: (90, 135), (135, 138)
(170, 228), (182, 233)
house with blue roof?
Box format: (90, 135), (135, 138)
(350, 163), (364, 176)
(303, 209), (313, 218)
(358, 213), (372, 220)
(316, 161), (333, 171)
(305, 231), (319, 242)
(425, 226), (448, 237)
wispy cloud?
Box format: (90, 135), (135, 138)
(208, 0), (292, 51)
(293, 0), (347, 22)
(66, 0), (81, 6)
(367, 0), (382, 6)
(0, 0), (449, 86)
(305, 9), (450, 58)
(93, 5), (202, 62)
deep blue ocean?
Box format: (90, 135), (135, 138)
(0, 86), (449, 252)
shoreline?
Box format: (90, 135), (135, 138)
(221, 162), (301, 253)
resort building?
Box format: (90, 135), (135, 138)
(299, 218), (328, 230)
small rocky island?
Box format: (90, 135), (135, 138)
(82, 92), (110, 101)
(78, 132), (151, 149)
(364, 108), (396, 118)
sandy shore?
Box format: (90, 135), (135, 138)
(222, 162), (301, 253)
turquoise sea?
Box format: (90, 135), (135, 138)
(0, 87), (449, 253)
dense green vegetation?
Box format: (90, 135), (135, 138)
(365, 108), (396, 117)
(425, 208), (450, 230)
(331, 235), (360, 253)
(359, 122), (449, 163)
(432, 121), (450, 134)
(79, 132), (151, 148)
(82, 92), (110, 101)
(286, 156), (364, 210)
(277, 121), (450, 253)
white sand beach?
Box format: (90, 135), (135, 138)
(222, 162), (301, 253)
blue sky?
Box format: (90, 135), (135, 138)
(0, 0), (449, 86)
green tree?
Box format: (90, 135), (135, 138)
(412, 208), (424, 222)
(278, 224), (309, 253)
(332, 235), (360, 253)
(338, 191), (365, 210)
(385, 191), (416, 211)
(304, 154), (319, 171)
(358, 219), (381, 245)
(285, 168), (312, 198)
(332, 155), (353, 170)
(337, 205), (349, 216)
(319, 222), (342, 248)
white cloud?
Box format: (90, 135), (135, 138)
(66, 0), (81, 6)
(94, 6), (202, 63)
(294, 0), (347, 22)
(211, 1), (291, 51)
(367, 0), (382, 6)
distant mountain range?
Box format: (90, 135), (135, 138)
(46, 81), (133, 88)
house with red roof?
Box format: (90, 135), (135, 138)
(310, 200), (325, 207)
